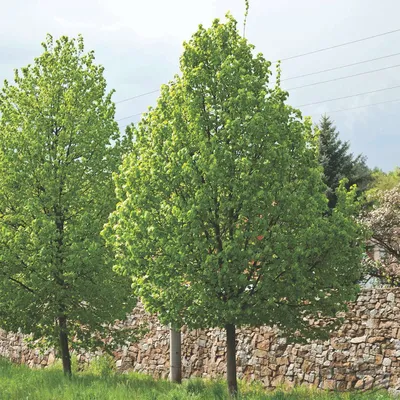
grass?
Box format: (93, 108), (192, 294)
(0, 357), (395, 400)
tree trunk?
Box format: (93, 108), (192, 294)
(58, 316), (72, 377)
(226, 323), (238, 397)
(170, 326), (182, 383)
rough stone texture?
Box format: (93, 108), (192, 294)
(1, 288), (400, 392)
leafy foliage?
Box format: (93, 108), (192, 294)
(317, 115), (371, 209)
(361, 185), (400, 286)
(104, 15), (364, 396)
(0, 35), (136, 370)
(105, 14), (363, 337)
(365, 167), (400, 202)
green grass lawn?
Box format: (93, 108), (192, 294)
(0, 357), (395, 400)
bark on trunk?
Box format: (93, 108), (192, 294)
(226, 323), (238, 397)
(58, 316), (72, 377)
(170, 327), (182, 383)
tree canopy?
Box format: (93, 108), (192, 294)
(362, 184), (400, 286)
(365, 167), (400, 202)
(104, 15), (364, 395)
(318, 115), (372, 209)
(0, 35), (136, 375)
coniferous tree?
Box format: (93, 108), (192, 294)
(318, 115), (371, 208)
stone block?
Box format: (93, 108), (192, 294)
(367, 336), (385, 343)
(351, 336), (366, 344)
(271, 375), (284, 387)
(383, 357), (392, 367)
(354, 379), (364, 389)
(276, 356), (289, 366)
(387, 293), (395, 302)
(375, 354), (384, 364)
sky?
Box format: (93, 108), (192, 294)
(0, 0), (399, 171)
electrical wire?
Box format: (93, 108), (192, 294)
(296, 84), (400, 108)
(113, 31), (400, 104)
(308, 97), (400, 117)
(115, 89), (160, 104)
(275, 28), (400, 62)
(286, 64), (400, 91)
(115, 64), (400, 117)
(280, 52), (400, 82)
(118, 85), (400, 125)
(118, 97), (400, 129)
(116, 112), (143, 122)
(114, 29), (400, 121)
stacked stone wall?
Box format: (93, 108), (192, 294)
(1, 288), (400, 393)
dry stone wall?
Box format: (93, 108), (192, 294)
(1, 288), (400, 393)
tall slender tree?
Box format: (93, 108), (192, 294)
(318, 115), (371, 208)
(104, 15), (363, 397)
(0, 35), (136, 376)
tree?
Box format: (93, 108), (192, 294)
(104, 16), (363, 396)
(365, 167), (400, 201)
(318, 115), (372, 208)
(361, 185), (400, 286)
(169, 327), (182, 383)
(0, 35), (136, 376)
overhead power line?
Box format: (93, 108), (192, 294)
(275, 28), (400, 63)
(116, 60), (400, 109)
(118, 97), (400, 129)
(286, 63), (400, 91)
(117, 84), (400, 124)
(115, 89), (160, 104)
(114, 28), (400, 104)
(120, 121), (139, 130)
(116, 112), (143, 122)
(280, 52), (400, 82)
(120, 124), (131, 130)
(296, 84), (400, 108)
(309, 97), (400, 117)
(114, 28), (400, 120)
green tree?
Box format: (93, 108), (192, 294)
(318, 115), (371, 208)
(361, 184), (400, 286)
(0, 35), (136, 376)
(104, 16), (363, 396)
(365, 167), (400, 201)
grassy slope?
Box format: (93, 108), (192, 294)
(0, 358), (394, 400)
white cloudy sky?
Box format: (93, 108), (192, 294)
(1, 0), (399, 171)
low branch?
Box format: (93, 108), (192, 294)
(9, 276), (35, 294)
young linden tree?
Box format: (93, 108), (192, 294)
(104, 15), (363, 396)
(0, 35), (135, 376)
